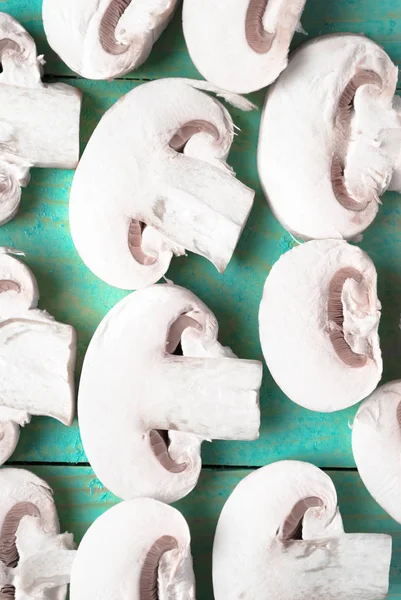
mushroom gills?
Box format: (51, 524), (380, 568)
(281, 496), (323, 540)
(100, 0), (132, 55)
(169, 120), (219, 152)
(245, 0), (275, 54)
(139, 535), (178, 600)
(128, 219), (157, 266)
(0, 281), (20, 294)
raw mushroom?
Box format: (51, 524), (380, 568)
(70, 498), (195, 600)
(183, 0), (307, 94)
(259, 239), (382, 411)
(352, 380), (401, 524)
(0, 467), (76, 599)
(0, 13), (81, 226)
(78, 283), (262, 503)
(0, 248), (76, 465)
(42, 0), (178, 80)
(213, 460), (391, 600)
(258, 33), (401, 240)
(69, 77), (256, 290)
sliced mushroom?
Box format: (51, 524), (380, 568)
(69, 77), (255, 290)
(258, 33), (401, 240)
(0, 248), (76, 464)
(183, 0), (307, 94)
(259, 239), (382, 411)
(213, 460), (391, 600)
(0, 13), (81, 226)
(0, 468), (75, 599)
(42, 0), (178, 80)
(78, 284), (262, 503)
(70, 498), (194, 599)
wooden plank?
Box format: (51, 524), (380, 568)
(27, 465), (401, 598)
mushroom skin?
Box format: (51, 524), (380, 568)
(352, 380), (401, 524)
(69, 77), (255, 290)
(183, 0), (307, 94)
(213, 460), (391, 600)
(70, 498), (195, 600)
(42, 0), (177, 80)
(0, 468), (75, 599)
(258, 33), (401, 241)
(78, 284), (262, 503)
(0, 13), (81, 226)
(0, 248), (76, 465)
(259, 239), (382, 412)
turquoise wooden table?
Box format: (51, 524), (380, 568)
(3, 0), (401, 597)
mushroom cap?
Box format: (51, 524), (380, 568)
(69, 77), (254, 290)
(70, 498), (195, 600)
(352, 380), (401, 523)
(183, 0), (307, 94)
(259, 239), (382, 412)
(42, 0), (177, 80)
(258, 34), (398, 240)
(78, 283), (261, 503)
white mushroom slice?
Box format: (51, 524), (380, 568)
(352, 380), (401, 524)
(0, 13), (81, 226)
(42, 0), (177, 80)
(70, 498), (195, 600)
(259, 239), (382, 412)
(0, 248), (76, 465)
(213, 460), (391, 600)
(258, 33), (401, 240)
(183, 0), (307, 94)
(79, 284), (262, 503)
(0, 468), (75, 599)
(69, 77), (255, 290)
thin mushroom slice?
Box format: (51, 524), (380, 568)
(78, 284), (262, 503)
(0, 13), (81, 226)
(42, 0), (178, 80)
(183, 0), (307, 94)
(0, 248), (76, 465)
(258, 33), (401, 241)
(70, 498), (195, 600)
(259, 239), (382, 412)
(213, 460), (391, 600)
(69, 77), (256, 290)
(0, 468), (76, 599)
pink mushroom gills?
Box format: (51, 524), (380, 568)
(258, 34), (401, 241)
(69, 77), (256, 290)
(78, 284), (262, 503)
(70, 498), (195, 600)
(0, 13), (81, 226)
(183, 0), (307, 94)
(213, 461), (391, 600)
(352, 380), (401, 524)
(0, 248), (76, 465)
(258, 239), (382, 412)
(0, 468), (76, 599)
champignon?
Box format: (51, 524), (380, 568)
(258, 33), (401, 240)
(0, 248), (76, 465)
(69, 77), (255, 290)
(259, 239), (382, 411)
(352, 380), (401, 524)
(0, 12), (81, 226)
(0, 467), (75, 599)
(213, 460), (391, 600)
(183, 0), (307, 94)
(78, 283), (262, 503)
(42, 0), (178, 80)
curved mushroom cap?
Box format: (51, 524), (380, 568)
(70, 498), (195, 600)
(213, 460), (391, 600)
(258, 34), (400, 241)
(259, 239), (382, 411)
(79, 284), (262, 503)
(183, 0), (307, 94)
(69, 78), (255, 290)
(43, 0), (177, 80)
(352, 380), (401, 523)
(0, 468), (75, 600)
